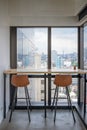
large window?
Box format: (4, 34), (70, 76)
(16, 27), (78, 105)
(17, 28), (48, 104)
(51, 28), (78, 102)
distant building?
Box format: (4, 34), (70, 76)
(64, 60), (71, 68)
(17, 29), (36, 68)
(52, 50), (58, 68)
(57, 56), (63, 68)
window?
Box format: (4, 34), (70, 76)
(16, 27), (78, 105)
(51, 28), (78, 102)
(17, 28), (48, 104)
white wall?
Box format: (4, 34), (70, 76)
(9, 16), (78, 26)
(0, 0), (10, 123)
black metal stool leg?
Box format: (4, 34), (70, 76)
(54, 87), (59, 122)
(9, 88), (17, 122)
(25, 87), (31, 122)
(66, 88), (70, 110)
(26, 87), (31, 107)
(51, 87), (57, 111)
(66, 87), (76, 123)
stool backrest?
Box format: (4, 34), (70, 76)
(54, 75), (72, 87)
(11, 75), (29, 87)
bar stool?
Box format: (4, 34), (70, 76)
(52, 74), (76, 123)
(9, 75), (31, 122)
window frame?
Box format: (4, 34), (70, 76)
(10, 26), (79, 107)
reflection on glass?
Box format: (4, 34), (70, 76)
(17, 28), (48, 69)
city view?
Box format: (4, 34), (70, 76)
(17, 28), (78, 103)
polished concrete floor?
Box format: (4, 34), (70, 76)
(0, 109), (86, 130)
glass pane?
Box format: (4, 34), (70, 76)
(51, 28), (78, 69)
(17, 28), (48, 104)
(51, 28), (78, 103)
(84, 24), (87, 106)
(84, 25), (87, 69)
(17, 28), (48, 69)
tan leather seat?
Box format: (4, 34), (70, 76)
(54, 75), (72, 87)
(11, 75), (30, 87)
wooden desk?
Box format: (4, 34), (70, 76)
(3, 68), (87, 119)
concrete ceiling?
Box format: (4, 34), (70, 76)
(8, 0), (87, 17)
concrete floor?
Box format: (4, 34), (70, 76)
(0, 109), (86, 130)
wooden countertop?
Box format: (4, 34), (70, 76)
(3, 68), (87, 75)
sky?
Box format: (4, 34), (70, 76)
(18, 28), (78, 55)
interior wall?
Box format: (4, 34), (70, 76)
(0, 0), (10, 123)
(9, 16), (79, 26)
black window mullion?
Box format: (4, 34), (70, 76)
(48, 27), (51, 106)
(78, 27), (80, 105)
(78, 26), (84, 105)
(10, 27), (17, 68)
(10, 27), (17, 107)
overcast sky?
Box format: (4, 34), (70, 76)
(18, 28), (78, 55)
